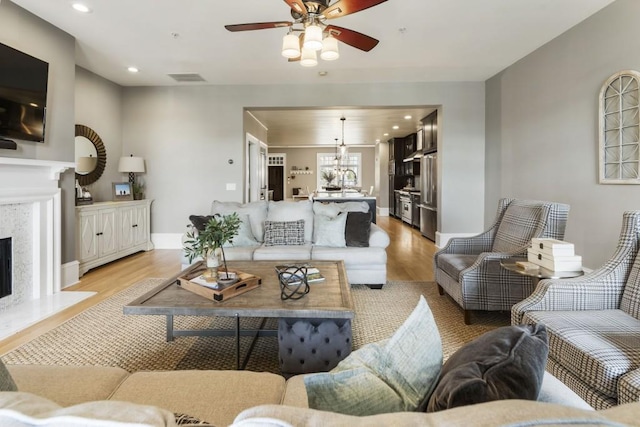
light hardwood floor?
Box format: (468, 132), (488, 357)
(0, 216), (436, 355)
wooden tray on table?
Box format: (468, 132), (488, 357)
(178, 262), (261, 302)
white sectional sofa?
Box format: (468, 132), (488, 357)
(180, 200), (390, 288)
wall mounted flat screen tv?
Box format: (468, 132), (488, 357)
(0, 42), (49, 143)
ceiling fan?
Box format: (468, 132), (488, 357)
(225, 0), (388, 65)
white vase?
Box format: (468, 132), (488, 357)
(204, 248), (222, 282)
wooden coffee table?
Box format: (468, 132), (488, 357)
(124, 260), (354, 370)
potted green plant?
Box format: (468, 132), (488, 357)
(183, 213), (241, 285)
(132, 182), (145, 200)
(321, 170), (337, 187)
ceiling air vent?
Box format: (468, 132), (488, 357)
(167, 73), (206, 83)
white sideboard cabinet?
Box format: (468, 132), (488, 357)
(76, 200), (154, 276)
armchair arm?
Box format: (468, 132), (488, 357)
(619, 368), (640, 405)
(511, 274), (626, 325)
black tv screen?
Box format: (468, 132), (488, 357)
(0, 42), (48, 143)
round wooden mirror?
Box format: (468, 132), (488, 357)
(75, 124), (106, 186)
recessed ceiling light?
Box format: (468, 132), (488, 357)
(375, 139), (380, 143)
(404, 115), (412, 120)
(72, 3), (91, 13)
(383, 133), (389, 136)
(127, 66), (139, 73)
(392, 125), (399, 130)
(318, 71), (328, 77)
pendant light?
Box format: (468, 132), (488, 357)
(281, 32), (300, 58)
(321, 35), (340, 61)
(303, 23), (323, 51)
(300, 47), (318, 67)
(339, 117), (348, 158)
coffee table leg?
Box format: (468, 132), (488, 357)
(166, 315), (174, 342)
(235, 314), (240, 370)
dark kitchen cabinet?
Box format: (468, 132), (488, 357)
(421, 111), (438, 153)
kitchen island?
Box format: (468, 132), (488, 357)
(312, 192), (376, 223)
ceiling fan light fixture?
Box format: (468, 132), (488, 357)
(300, 47), (318, 67)
(281, 33), (301, 58)
(303, 24), (323, 51)
(320, 35), (339, 61)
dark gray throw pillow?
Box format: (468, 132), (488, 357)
(345, 211), (371, 247)
(426, 324), (548, 412)
(188, 215), (213, 232)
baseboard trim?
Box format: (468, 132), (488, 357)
(377, 207), (389, 217)
(61, 261), (80, 289)
(152, 233), (183, 249)
(436, 232), (479, 249)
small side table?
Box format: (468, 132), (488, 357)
(500, 257), (584, 286)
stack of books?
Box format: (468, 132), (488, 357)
(527, 238), (582, 272)
(275, 265), (325, 285)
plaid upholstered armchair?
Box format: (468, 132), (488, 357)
(513, 211), (640, 409)
(434, 198), (570, 324)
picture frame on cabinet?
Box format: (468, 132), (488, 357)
(112, 182), (133, 201)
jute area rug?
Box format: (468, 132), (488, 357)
(2, 279), (509, 373)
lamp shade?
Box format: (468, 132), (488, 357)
(76, 155), (97, 173)
(303, 24), (323, 51)
(118, 155), (145, 173)
(300, 47), (318, 67)
(320, 36), (339, 61)
(281, 33), (300, 58)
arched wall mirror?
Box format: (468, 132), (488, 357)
(75, 124), (107, 186)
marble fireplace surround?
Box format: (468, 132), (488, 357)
(0, 157), (94, 340)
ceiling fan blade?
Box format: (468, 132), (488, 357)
(325, 25), (379, 52)
(225, 22), (292, 32)
(283, 0), (308, 16)
(323, 0), (387, 19)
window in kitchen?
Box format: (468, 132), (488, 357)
(317, 152), (362, 189)
(599, 70), (640, 183)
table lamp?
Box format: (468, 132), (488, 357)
(118, 154), (145, 184)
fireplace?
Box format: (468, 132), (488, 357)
(0, 237), (11, 299)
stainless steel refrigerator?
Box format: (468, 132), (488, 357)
(419, 152), (437, 241)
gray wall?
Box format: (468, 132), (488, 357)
(121, 82), (485, 236)
(485, 0), (640, 268)
(0, 0), (77, 263)
(75, 66), (125, 202)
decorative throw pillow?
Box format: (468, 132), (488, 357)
(267, 201), (314, 243)
(211, 200), (268, 242)
(313, 213), (347, 247)
(0, 360), (16, 392)
(312, 202), (342, 219)
(345, 212), (371, 247)
(224, 214), (259, 247)
(188, 215), (213, 232)
(304, 296), (442, 416)
(174, 412), (213, 426)
(264, 220), (306, 246)
(427, 324), (549, 412)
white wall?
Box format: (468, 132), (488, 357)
(75, 67), (125, 202)
(121, 82), (485, 237)
(485, 0), (640, 268)
(0, 1), (76, 263)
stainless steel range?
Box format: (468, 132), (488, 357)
(399, 191), (412, 224)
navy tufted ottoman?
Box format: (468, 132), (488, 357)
(278, 318), (352, 377)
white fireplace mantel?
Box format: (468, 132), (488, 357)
(0, 156), (94, 340)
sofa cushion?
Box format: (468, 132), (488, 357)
(345, 212), (371, 247)
(621, 249), (640, 319)
(303, 296), (442, 416)
(313, 202), (342, 219)
(0, 391), (175, 426)
(436, 254), (477, 280)
(7, 365), (130, 407)
(253, 244), (313, 261)
(492, 201), (545, 253)
(313, 213), (347, 247)
(0, 360), (16, 392)
(427, 324), (549, 412)
(225, 214), (259, 247)
(523, 309), (640, 399)
(267, 201), (314, 243)
(264, 220), (306, 246)
(211, 200), (268, 243)
(110, 370), (286, 427)
(311, 246), (386, 266)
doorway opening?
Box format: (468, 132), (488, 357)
(268, 154), (286, 201)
